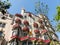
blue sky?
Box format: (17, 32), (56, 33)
(3, 0), (60, 40)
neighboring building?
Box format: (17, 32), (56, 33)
(0, 9), (59, 45)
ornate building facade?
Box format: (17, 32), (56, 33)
(0, 9), (59, 45)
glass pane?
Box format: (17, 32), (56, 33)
(12, 30), (18, 36)
(28, 42), (32, 45)
(22, 41), (27, 45)
(0, 22), (6, 28)
(10, 41), (17, 45)
(0, 31), (3, 36)
(0, 22), (2, 27)
(2, 23), (6, 28)
(44, 35), (48, 40)
(23, 32), (27, 36)
(36, 34), (39, 38)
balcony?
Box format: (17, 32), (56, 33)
(22, 27), (29, 32)
(13, 24), (21, 29)
(15, 14), (23, 18)
(40, 24), (45, 29)
(33, 22), (38, 28)
(15, 18), (21, 24)
(34, 30), (40, 34)
(23, 20), (29, 26)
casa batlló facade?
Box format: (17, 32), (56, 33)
(0, 9), (59, 45)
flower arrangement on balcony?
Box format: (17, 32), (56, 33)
(13, 24), (21, 29)
(33, 22), (38, 28)
(15, 18), (21, 24)
(22, 27), (29, 32)
(36, 38), (50, 45)
(23, 20), (29, 26)
(29, 37), (37, 41)
(38, 19), (43, 24)
(34, 30), (40, 34)
(43, 39), (50, 44)
(40, 24), (45, 29)
(11, 35), (19, 39)
(20, 36), (29, 41)
(15, 14), (23, 18)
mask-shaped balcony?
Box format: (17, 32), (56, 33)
(12, 24), (21, 30)
(22, 27), (29, 32)
(0, 31), (4, 40)
(40, 24), (45, 29)
(15, 18), (21, 24)
(33, 22), (38, 28)
(15, 14), (23, 18)
(34, 30), (40, 34)
(23, 20), (29, 26)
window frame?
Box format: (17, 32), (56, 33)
(0, 22), (6, 28)
(0, 31), (4, 37)
(23, 32), (27, 36)
(44, 35), (49, 40)
(12, 29), (18, 36)
(35, 34), (39, 38)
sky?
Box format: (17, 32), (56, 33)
(2, 0), (60, 40)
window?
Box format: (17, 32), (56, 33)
(29, 25), (32, 29)
(10, 41), (17, 45)
(12, 30), (18, 36)
(44, 35), (48, 40)
(1, 16), (6, 19)
(23, 32), (27, 36)
(24, 15), (27, 18)
(0, 31), (3, 37)
(20, 24), (24, 27)
(2, 23), (6, 27)
(35, 34), (39, 38)
(24, 15), (27, 19)
(28, 42), (32, 45)
(0, 22), (6, 28)
(22, 41), (32, 45)
(9, 14), (13, 18)
(22, 41), (27, 45)
(0, 22), (2, 27)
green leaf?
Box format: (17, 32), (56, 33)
(56, 23), (60, 32)
(55, 15), (60, 21)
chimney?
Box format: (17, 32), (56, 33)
(21, 8), (25, 15)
